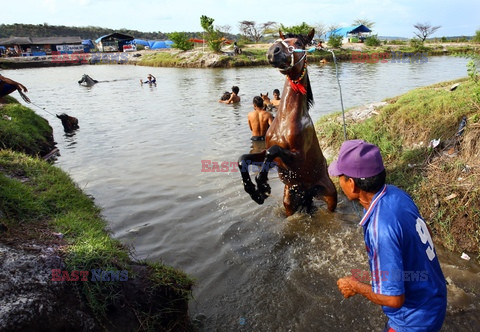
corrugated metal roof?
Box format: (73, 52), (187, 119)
(31, 36), (82, 44)
(95, 33), (134, 43)
(0, 36), (82, 45)
(325, 25), (372, 39)
(0, 37), (32, 45)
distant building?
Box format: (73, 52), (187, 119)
(324, 25), (372, 44)
(95, 33), (135, 52)
(0, 36), (83, 56)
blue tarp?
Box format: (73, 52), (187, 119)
(133, 39), (173, 49)
(82, 39), (95, 52)
(325, 25), (372, 39)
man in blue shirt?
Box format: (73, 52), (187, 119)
(329, 139), (447, 331)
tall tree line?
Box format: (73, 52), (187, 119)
(0, 23), (201, 40)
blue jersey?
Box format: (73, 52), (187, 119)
(359, 185), (447, 331)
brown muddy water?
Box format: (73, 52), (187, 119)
(8, 56), (480, 331)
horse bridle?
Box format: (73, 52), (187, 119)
(275, 39), (308, 71)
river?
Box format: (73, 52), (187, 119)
(6, 55), (480, 331)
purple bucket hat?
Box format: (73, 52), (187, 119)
(328, 139), (385, 178)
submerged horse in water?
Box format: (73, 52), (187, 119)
(78, 74), (98, 87)
(238, 29), (337, 216)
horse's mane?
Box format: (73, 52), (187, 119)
(305, 74), (314, 111)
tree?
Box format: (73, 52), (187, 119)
(200, 15), (223, 52)
(313, 22), (327, 40)
(168, 32), (194, 51)
(239, 21), (276, 43)
(473, 29), (480, 43)
(413, 22), (441, 42)
(353, 19), (375, 29)
(280, 22), (313, 35)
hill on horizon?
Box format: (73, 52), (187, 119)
(0, 23), (198, 41)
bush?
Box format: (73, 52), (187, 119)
(168, 32), (194, 51)
(409, 38), (428, 52)
(365, 35), (381, 47)
(473, 30), (480, 43)
(327, 34), (343, 48)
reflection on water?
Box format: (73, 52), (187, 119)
(7, 57), (479, 330)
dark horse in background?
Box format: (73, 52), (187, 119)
(78, 74), (98, 87)
(238, 29), (337, 216)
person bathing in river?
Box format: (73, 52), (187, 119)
(330, 140), (447, 332)
(219, 85), (240, 104)
(247, 96), (273, 141)
(140, 74), (156, 85)
(271, 89), (281, 108)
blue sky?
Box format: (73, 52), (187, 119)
(3, 0), (479, 37)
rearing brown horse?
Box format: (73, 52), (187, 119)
(238, 29), (337, 216)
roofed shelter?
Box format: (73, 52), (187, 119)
(325, 25), (372, 43)
(95, 33), (134, 52)
(0, 36), (83, 56)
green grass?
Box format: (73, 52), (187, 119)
(139, 51), (180, 67)
(316, 77), (480, 259)
(0, 101), (54, 156)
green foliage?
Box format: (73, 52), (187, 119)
(409, 38), (428, 52)
(364, 34), (381, 47)
(0, 23), (169, 40)
(467, 60), (480, 102)
(327, 34), (343, 48)
(280, 22), (313, 35)
(200, 15), (215, 32)
(473, 30), (480, 43)
(0, 102), (53, 156)
(168, 32), (194, 51)
(467, 60), (479, 82)
(199, 15), (223, 52)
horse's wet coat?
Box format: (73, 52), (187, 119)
(238, 29), (337, 216)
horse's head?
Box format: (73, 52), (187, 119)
(78, 74), (88, 84)
(267, 29), (314, 75)
(260, 93), (271, 105)
(78, 74), (98, 86)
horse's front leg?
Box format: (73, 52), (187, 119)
(238, 151), (269, 204)
(256, 145), (297, 197)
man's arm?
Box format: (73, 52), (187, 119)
(337, 276), (405, 308)
(0, 75), (28, 92)
(219, 95), (233, 104)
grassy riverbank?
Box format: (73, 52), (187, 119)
(136, 42), (480, 68)
(316, 76), (480, 261)
(0, 98), (194, 330)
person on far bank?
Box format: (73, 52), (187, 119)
(219, 85), (240, 104)
(329, 139), (447, 332)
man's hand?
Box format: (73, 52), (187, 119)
(337, 276), (358, 298)
(17, 83), (28, 93)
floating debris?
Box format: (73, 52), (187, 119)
(449, 83), (460, 91)
(429, 138), (440, 149)
(444, 193), (457, 201)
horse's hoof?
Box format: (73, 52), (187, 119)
(251, 193), (265, 204)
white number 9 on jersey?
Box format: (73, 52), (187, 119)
(416, 217), (436, 261)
